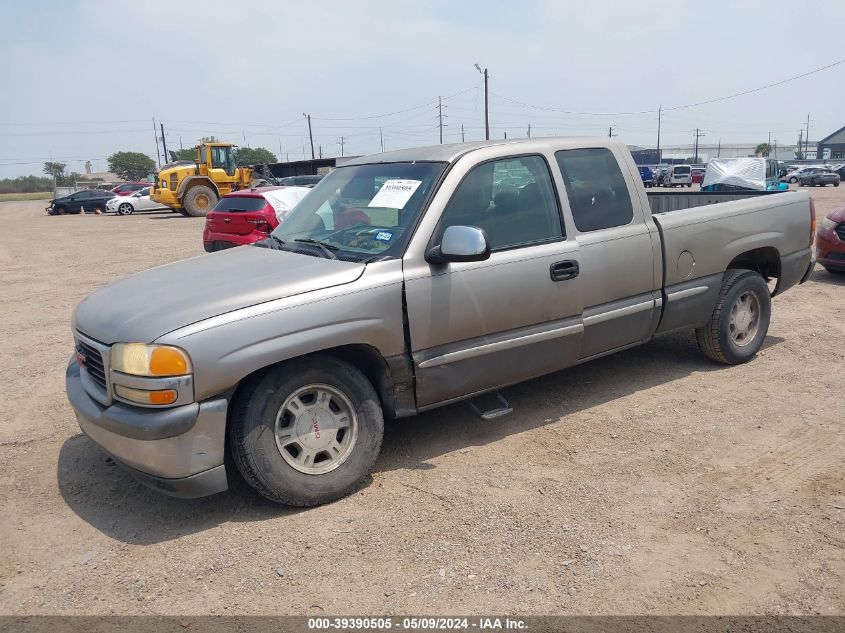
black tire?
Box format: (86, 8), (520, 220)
(117, 202), (134, 216)
(789, 176), (798, 183)
(823, 265), (845, 275)
(50, 205), (66, 216)
(835, 182), (840, 187)
(182, 185), (217, 217)
(695, 269), (771, 365)
(229, 355), (384, 506)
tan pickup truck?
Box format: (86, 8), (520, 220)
(67, 138), (815, 506)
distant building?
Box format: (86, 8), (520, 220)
(816, 126), (845, 161)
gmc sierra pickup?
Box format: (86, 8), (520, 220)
(66, 138), (815, 506)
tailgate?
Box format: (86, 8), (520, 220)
(206, 211), (264, 235)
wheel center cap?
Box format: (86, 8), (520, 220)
(294, 408), (334, 450)
(736, 309), (752, 331)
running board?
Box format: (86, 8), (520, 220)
(468, 391), (513, 420)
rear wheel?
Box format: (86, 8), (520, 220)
(230, 355), (384, 506)
(696, 269), (771, 365)
(182, 185), (217, 217)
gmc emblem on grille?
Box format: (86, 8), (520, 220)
(75, 349), (86, 366)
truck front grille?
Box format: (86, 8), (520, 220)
(78, 340), (107, 391)
(835, 223), (845, 241)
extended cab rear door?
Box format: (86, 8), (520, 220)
(403, 150), (584, 409)
(553, 146), (662, 359)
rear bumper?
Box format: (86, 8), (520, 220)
(776, 248), (814, 293)
(66, 360), (228, 498)
(202, 228), (268, 250)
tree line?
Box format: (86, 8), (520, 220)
(0, 146), (280, 193)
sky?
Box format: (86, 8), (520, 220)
(1, 0), (843, 178)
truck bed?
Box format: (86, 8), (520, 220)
(647, 190), (784, 214)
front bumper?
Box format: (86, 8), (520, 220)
(66, 360), (228, 498)
(816, 229), (845, 270)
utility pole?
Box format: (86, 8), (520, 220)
(656, 105), (662, 164)
(461, 123), (465, 142)
(693, 128), (705, 163)
(527, 123), (531, 138)
(798, 129), (804, 159)
(504, 131), (507, 139)
(338, 137), (345, 157)
(302, 113), (315, 159)
(437, 96), (444, 144)
(474, 64), (489, 140)
(379, 127), (384, 152)
(152, 117), (161, 168)
(717, 138), (722, 158)
(160, 122), (169, 162)
(768, 131), (772, 157)
(242, 130), (247, 147)
(319, 145), (322, 159)
(179, 136), (183, 150)
(608, 126), (617, 138)
(805, 112), (811, 159)
(278, 138), (283, 161)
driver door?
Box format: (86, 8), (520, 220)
(403, 154), (584, 409)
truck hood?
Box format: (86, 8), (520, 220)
(73, 247), (365, 344)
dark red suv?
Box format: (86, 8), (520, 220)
(203, 186), (310, 252)
(816, 204), (845, 274)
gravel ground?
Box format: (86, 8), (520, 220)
(0, 186), (843, 615)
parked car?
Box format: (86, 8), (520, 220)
(653, 167), (669, 186)
(701, 158), (784, 192)
(780, 166), (815, 184)
(66, 137), (814, 505)
(691, 167), (706, 184)
(666, 164), (693, 187)
(799, 168), (840, 187)
(276, 175), (324, 187)
(816, 205), (845, 274)
(111, 182), (152, 196)
(46, 189), (115, 215)
(106, 186), (172, 216)
(638, 166), (654, 188)
(203, 186), (311, 251)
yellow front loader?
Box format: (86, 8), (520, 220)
(151, 141), (254, 217)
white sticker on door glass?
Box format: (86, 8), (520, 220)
(367, 179), (422, 209)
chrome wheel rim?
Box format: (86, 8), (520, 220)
(274, 383), (358, 475)
(729, 290), (760, 347)
(118, 203), (132, 214)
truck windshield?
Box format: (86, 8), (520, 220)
(271, 161), (446, 260)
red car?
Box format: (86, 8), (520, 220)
(816, 204), (845, 274)
(691, 168), (706, 184)
(111, 182), (152, 196)
(203, 186), (310, 252)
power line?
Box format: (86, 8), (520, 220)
(491, 57), (845, 117)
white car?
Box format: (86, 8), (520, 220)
(106, 186), (171, 216)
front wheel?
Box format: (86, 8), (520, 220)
(182, 185), (218, 217)
(117, 202), (134, 216)
(230, 355), (384, 506)
(789, 177), (798, 183)
(696, 269), (771, 365)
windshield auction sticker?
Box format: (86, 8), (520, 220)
(368, 179), (422, 209)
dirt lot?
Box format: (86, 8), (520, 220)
(0, 186), (843, 616)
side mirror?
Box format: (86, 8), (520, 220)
(426, 225), (491, 264)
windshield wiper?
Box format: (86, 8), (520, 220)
(294, 238), (339, 260)
(255, 234), (286, 250)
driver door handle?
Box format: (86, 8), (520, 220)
(550, 260), (579, 282)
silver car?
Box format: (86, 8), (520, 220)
(106, 187), (171, 215)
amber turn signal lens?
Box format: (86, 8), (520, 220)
(114, 385), (177, 406)
(150, 346), (190, 376)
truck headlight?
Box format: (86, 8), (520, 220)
(819, 216), (838, 231)
(111, 343), (191, 377)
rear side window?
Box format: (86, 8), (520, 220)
(213, 196), (267, 212)
(555, 148), (634, 232)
